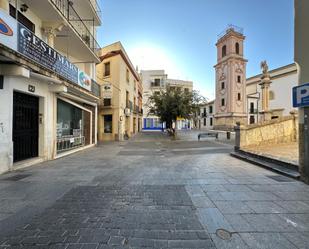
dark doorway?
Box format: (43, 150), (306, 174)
(13, 91), (39, 162)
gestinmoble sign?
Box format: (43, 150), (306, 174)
(0, 10), (91, 92)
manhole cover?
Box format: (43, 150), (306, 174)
(4, 174), (31, 181)
(216, 229), (232, 240)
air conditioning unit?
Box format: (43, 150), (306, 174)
(124, 108), (131, 117)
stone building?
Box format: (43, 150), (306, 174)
(0, 0), (102, 174)
(140, 70), (193, 130)
(96, 42), (143, 141)
(214, 25), (248, 130)
(211, 26), (298, 131)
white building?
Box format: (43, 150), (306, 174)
(0, 0), (102, 174)
(246, 63), (298, 124)
(140, 70), (193, 130)
(199, 100), (215, 130)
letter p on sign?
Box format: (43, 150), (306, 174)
(293, 83), (309, 107)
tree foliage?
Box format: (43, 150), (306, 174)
(147, 87), (207, 130)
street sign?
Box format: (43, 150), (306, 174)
(293, 83), (309, 107)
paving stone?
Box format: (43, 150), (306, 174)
(240, 232), (298, 249)
(283, 232), (309, 249)
(245, 201), (286, 214)
(211, 233), (249, 249)
(197, 208), (234, 233)
(213, 201), (254, 214)
(224, 214), (254, 232)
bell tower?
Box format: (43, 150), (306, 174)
(214, 25), (248, 130)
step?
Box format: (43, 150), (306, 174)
(230, 150), (300, 179)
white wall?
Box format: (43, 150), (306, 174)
(0, 75), (55, 174)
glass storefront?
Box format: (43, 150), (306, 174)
(56, 99), (85, 153)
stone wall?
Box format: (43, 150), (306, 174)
(235, 113), (298, 149)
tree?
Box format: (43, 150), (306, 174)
(147, 87), (206, 135)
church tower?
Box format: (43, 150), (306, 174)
(214, 25), (248, 130)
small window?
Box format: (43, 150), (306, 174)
(249, 115), (255, 124)
(203, 118), (206, 126)
(237, 93), (241, 101)
(126, 69), (129, 83)
(104, 115), (112, 133)
(154, 78), (160, 86)
(269, 91), (275, 100)
(9, 4), (35, 33)
(134, 79), (136, 90)
(222, 45), (227, 57)
(235, 42), (240, 54)
(221, 82), (225, 90)
(104, 62), (110, 77)
(103, 98), (111, 106)
(250, 102), (254, 113)
(209, 105), (213, 114)
(203, 108), (206, 115)
(184, 88), (189, 93)
(210, 117), (213, 126)
(221, 98), (225, 106)
(237, 75), (241, 83)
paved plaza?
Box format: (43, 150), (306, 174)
(0, 131), (309, 249)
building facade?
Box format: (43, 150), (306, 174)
(214, 26), (248, 130)
(0, 0), (101, 174)
(246, 63), (298, 124)
(199, 100), (215, 130)
(140, 70), (193, 130)
(96, 42), (143, 141)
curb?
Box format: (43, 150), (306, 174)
(230, 150), (300, 179)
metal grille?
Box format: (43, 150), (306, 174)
(13, 92), (39, 162)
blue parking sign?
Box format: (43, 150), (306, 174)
(293, 83), (309, 107)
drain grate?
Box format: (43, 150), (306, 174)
(3, 174), (31, 181)
(267, 175), (294, 182)
(216, 229), (232, 240)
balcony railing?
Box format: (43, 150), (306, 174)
(88, 0), (102, 21)
(50, 0), (101, 55)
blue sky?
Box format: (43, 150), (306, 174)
(97, 0), (294, 99)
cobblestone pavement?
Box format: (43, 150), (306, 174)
(0, 131), (308, 248)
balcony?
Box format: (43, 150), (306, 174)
(50, 0), (100, 55)
(20, 0), (101, 62)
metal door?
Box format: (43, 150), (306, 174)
(13, 91), (39, 162)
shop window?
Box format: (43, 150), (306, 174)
(204, 118), (206, 126)
(104, 115), (112, 133)
(9, 4), (35, 33)
(104, 62), (110, 77)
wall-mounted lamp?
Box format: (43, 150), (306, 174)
(20, 4), (29, 13)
